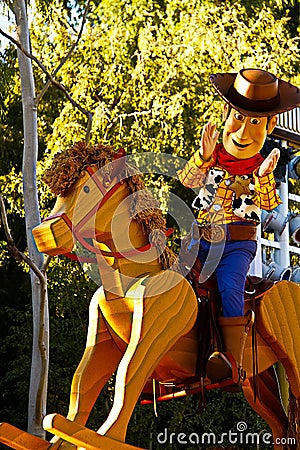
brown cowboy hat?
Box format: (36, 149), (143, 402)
(210, 68), (300, 117)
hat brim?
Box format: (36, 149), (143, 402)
(210, 72), (300, 117)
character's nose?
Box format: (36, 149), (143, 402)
(235, 120), (250, 139)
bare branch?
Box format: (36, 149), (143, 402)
(42, 255), (52, 274)
(36, 0), (91, 105)
(0, 23), (93, 139)
(108, 109), (153, 128)
(104, 108), (153, 139)
(0, 192), (14, 244)
(0, 193), (46, 283)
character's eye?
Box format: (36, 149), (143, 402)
(234, 113), (245, 122)
(250, 117), (261, 125)
(83, 185), (90, 193)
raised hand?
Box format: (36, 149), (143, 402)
(258, 148), (280, 177)
(200, 121), (219, 161)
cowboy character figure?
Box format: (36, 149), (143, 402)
(178, 68), (300, 383)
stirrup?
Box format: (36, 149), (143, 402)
(206, 351), (244, 384)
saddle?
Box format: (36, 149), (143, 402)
(181, 251), (274, 397)
(139, 251), (275, 407)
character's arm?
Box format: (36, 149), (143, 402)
(177, 122), (219, 188)
(253, 149), (282, 210)
(177, 152), (212, 188)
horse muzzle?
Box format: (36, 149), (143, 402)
(32, 213), (74, 256)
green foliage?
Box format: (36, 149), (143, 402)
(46, 257), (96, 411)
(28, 0), (300, 164)
(126, 391), (272, 449)
(0, 259), (31, 430)
(0, 45), (23, 175)
(0, 0), (300, 445)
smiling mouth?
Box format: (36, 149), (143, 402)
(232, 138), (251, 148)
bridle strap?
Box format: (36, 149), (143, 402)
(65, 227), (174, 263)
(43, 165), (174, 263)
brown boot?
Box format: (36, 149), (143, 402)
(206, 310), (254, 384)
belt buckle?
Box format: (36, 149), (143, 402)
(202, 224), (225, 243)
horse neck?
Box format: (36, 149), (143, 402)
(94, 182), (163, 289)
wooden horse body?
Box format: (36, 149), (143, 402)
(1, 142), (300, 450)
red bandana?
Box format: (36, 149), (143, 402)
(214, 143), (264, 176)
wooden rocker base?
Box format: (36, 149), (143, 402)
(0, 417), (145, 450)
(0, 422), (51, 450)
(44, 413), (145, 450)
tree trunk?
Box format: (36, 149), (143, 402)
(12, 0), (49, 439)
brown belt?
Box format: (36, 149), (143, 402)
(196, 223), (258, 243)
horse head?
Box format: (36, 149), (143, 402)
(32, 142), (176, 281)
(32, 143), (127, 257)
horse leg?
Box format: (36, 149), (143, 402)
(243, 366), (288, 449)
(67, 326), (122, 424)
(50, 288), (123, 448)
(97, 273), (198, 442)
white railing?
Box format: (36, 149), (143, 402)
(277, 107), (300, 134)
(251, 129), (300, 280)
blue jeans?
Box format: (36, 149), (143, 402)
(198, 239), (257, 317)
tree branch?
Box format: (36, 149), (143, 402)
(104, 108), (153, 139)
(0, 0), (93, 142)
(35, 0), (90, 106)
(42, 254), (52, 273)
(0, 193), (46, 283)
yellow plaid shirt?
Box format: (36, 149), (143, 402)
(178, 151), (282, 225)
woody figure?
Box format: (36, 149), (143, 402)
(178, 69), (300, 383)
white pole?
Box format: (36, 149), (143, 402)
(275, 140), (290, 269)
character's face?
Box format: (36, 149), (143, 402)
(222, 105), (277, 159)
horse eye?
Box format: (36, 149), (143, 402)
(83, 186), (90, 193)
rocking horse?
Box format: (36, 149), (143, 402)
(1, 141), (300, 450)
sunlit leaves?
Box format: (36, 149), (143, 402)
(23, 0), (300, 165)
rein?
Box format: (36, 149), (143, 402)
(43, 165), (173, 263)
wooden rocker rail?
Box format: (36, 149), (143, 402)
(0, 417), (145, 450)
(0, 422), (51, 450)
(44, 414), (144, 450)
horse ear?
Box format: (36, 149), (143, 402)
(111, 147), (126, 179)
(114, 147), (126, 159)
